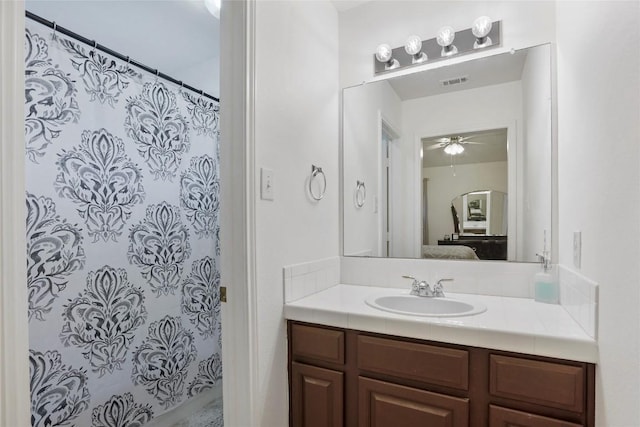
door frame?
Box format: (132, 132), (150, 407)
(0, 1), (259, 426)
(378, 113), (400, 258)
(0, 1), (31, 425)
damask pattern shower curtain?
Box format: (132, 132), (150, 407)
(24, 19), (222, 427)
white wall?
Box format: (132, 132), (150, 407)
(424, 161), (507, 244)
(338, 0), (556, 88)
(521, 44), (552, 260)
(343, 80), (401, 256)
(401, 81), (522, 258)
(556, 2), (640, 425)
(253, 2), (339, 426)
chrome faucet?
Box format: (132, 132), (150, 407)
(403, 276), (453, 298)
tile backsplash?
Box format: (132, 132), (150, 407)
(340, 256), (541, 298)
(283, 256), (340, 303)
(558, 265), (598, 339)
(283, 256), (598, 340)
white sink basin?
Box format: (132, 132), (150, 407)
(365, 294), (487, 317)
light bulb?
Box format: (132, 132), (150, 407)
(404, 35), (428, 64)
(375, 43), (399, 70)
(472, 16), (493, 48)
(375, 44), (392, 63)
(436, 26), (458, 57)
(472, 16), (492, 38)
(204, 0), (221, 19)
(404, 35), (422, 55)
(436, 26), (456, 47)
(444, 143), (464, 155)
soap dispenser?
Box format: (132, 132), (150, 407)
(534, 233), (558, 304)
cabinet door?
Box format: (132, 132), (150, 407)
(489, 405), (583, 427)
(359, 377), (469, 427)
(291, 362), (343, 427)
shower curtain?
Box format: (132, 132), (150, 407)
(25, 19), (221, 427)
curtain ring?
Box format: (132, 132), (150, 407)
(355, 180), (366, 208)
(309, 165), (326, 201)
(92, 40), (97, 55)
(51, 22), (57, 42)
(155, 69), (159, 81)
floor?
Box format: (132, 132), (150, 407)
(172, 396), (223, 427)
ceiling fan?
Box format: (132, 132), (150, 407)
(425, 135), (485, 155)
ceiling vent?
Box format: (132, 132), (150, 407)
(440, 75), (469, 87)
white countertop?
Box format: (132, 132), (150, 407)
(284, 284), (598, 363)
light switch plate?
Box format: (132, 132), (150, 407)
(573, 231), (582, 268)
(260, 168), (274, 200)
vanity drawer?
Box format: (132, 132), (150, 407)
(489, 355), (585, 413)
(489, 405), (583, 427)
(291, 323), (345, 365)
(357, 335), (469, 390)
(359, 376), (469, 427)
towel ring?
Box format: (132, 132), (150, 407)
(309, 165), (326, 201)
(355, 180), (366, 208)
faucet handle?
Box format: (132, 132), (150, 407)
(433, 278), (453, 297)
(404, 275), (421, 295)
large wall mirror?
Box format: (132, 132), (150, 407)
(342, 44), (552, 263)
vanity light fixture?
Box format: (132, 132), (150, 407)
(375, 44), (400, 70)
(436, 26), (458, 57)
(444, 142), (465, 155)
(404, 35), (428, 64)
(373, 20), (500, 75)
(472, 16), (493, 48)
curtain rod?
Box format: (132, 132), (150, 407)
(26, 10), (220, 103)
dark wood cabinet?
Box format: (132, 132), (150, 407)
(359, 377), (469, 427)
(291, 362), (344, 427)
(489, 355), (585, 413)
(288, 321), (595, 427)
(489, 405), (583, 427)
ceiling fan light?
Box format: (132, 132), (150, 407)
(444, 142), (464, 155)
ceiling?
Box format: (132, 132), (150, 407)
(389, 49), (528, 101)
(26, 0), (220, 97)
(422, 128), (508, 168)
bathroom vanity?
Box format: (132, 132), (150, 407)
(285, 285), (597, 427)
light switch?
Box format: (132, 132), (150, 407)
(260, 168), (274, 200)
(573, 231), (581, 268)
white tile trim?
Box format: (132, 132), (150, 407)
(284, 256), (340, 302)
(558, 264), (598, 339)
